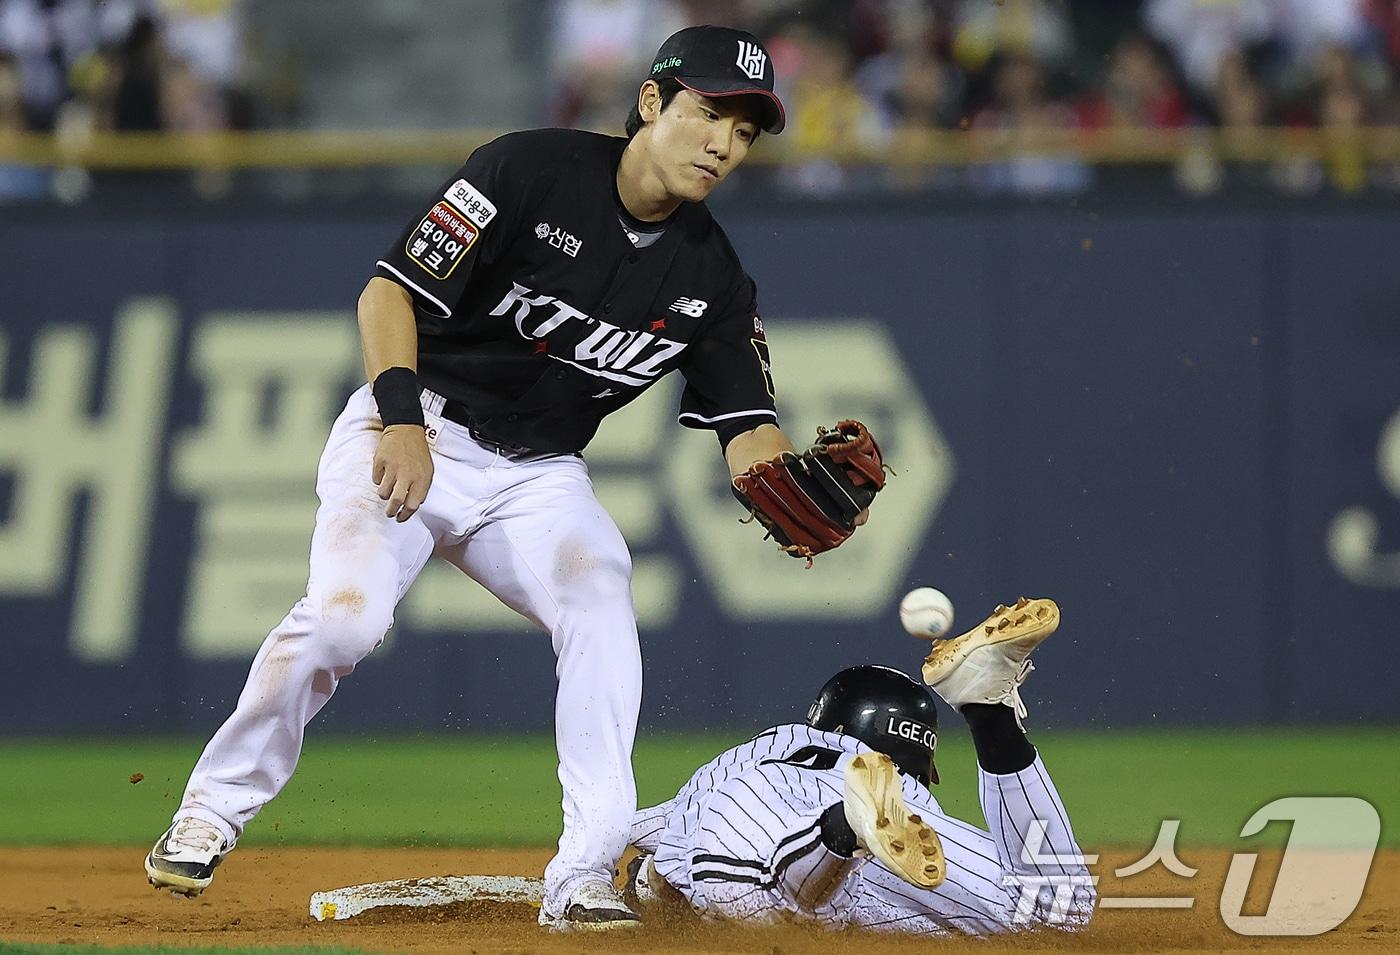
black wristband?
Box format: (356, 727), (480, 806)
(818, 803), (858, 857)
(371, 367), (425, 428)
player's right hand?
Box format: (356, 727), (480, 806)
(373, 425), (434, 522)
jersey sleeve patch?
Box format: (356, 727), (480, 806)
(406, 202), (479, 280)
(751, 337), (775, 398)
(443, 178), (498, 227)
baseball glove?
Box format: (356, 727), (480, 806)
(732, 420), (887, 565)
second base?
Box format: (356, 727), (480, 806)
(309, 874), (545, 922)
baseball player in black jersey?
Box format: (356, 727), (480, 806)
(143, 25), (867, 932)
(625, 599), (1097, 934)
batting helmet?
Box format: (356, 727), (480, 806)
(806, 665), (941, 785)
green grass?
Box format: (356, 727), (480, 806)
(0, 729), (1394, 849)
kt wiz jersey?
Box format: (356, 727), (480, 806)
(374, 128), (778, 454)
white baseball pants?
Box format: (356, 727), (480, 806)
(175, 383), (642, 913)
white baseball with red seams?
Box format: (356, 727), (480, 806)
(899, 587), (955, 639)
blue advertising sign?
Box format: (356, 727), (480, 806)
(1, 206), (1396, 732)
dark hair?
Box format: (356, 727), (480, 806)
(625, 77), (685, 138)
(624, 76), (766, 142)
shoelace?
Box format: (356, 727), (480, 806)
(1004, 659), (1035, 726)
(168, 818), (225, 853)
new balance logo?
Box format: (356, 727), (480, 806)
(669, 297), (708, 318)
(736, 41), (767, 81)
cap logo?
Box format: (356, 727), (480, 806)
(652, 55), (682, 75)
(736, 41), (767, 81)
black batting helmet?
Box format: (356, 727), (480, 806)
(806, 665), (941, 785)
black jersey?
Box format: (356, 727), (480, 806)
(373, 128), (778, 455)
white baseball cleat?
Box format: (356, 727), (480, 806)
(920, 596), (1060, 718)
(538, 879), (641, 932)
(145, 817), (233, 897)
(842, 752), (945, 889)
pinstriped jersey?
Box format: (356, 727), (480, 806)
(632, 724), (902, 881)
(631, 723), (931, 852)
(632, 724), (872, 906)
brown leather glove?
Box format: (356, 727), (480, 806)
(732, 420), (887, 565)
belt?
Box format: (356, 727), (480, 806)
(439, 399), (546, 459)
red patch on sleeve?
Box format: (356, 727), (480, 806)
(405, 202), (480, 279)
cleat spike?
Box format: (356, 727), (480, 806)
(997, 617), (1012, 630)
(994, 603), (1008, 614)
(909, 814), (923, 825)
(1015, 614), (1030, 626)
(1015, 596), (1029, 609)
(890, 840), (905, 853)
(984, 625), (996, 635)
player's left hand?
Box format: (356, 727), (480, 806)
(731, 419), (886, 565)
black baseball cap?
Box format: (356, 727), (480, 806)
(646, 25), (786, 134)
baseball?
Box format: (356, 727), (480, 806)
(899, 587), (955, 639)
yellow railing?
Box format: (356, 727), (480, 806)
(2, 127), (1400, 168)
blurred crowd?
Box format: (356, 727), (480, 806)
(0, 0), (252, 198)
(0, 0), (249, 135)
(547, 0), (1400, 194)
(5, 0), (1400, 200)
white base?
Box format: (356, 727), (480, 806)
(309, 874), (545, 922)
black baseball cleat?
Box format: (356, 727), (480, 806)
(538, 879), (641, 932)
(144, 817), (233, 897)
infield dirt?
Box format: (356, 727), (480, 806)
(1, 847), (1394, 954)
